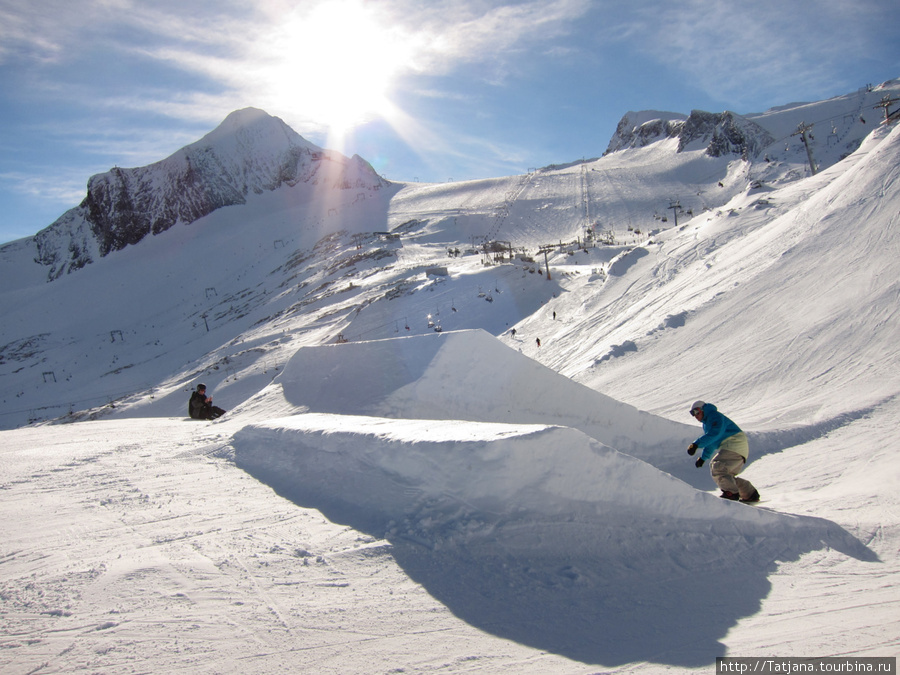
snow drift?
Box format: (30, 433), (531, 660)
(232, 410), (849, 547)
(240, 328), (707, 482)
(232, 409), (872, 666)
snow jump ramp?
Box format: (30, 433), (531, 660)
(241, 329), (701, 479)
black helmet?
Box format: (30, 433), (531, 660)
(197, 383), (207, 390)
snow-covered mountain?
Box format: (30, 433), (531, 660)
(1, 78), (899, 673)
(29, 107), (389, 279)
(605, 108), (775, 159)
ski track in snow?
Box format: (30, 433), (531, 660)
(2, 420), (544, 674)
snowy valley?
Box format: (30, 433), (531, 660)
(1, 79), (899, 673)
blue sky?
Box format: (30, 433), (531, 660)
(1, 0), (898, 245)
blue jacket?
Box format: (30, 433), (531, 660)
(694, 403), (742, 462)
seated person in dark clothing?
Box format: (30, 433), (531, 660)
(188, 383), (226, 419)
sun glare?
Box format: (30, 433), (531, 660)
(263, 0), (414, 149)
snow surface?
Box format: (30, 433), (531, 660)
(2, 80), (900, 673)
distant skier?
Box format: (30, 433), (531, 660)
(189, 383), (226, 420)
(536, 337), (541, 347)
(687, 401), (760, 502)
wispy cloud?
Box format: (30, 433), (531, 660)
(599, 0), (897, 109)
(26, 1), (590, 93)
(0, 169), (88, 207)
(369, 97), (530, 181)
(0, 0), (591, 154)
(0, 0), (78, 61)
(104, 1), (597, 152)
(1, 0), (894, 203)
(3, 0), (893, 114)
(377, 0), (592, 78)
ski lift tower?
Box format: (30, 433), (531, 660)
(538, 244), (554, 280)
(668, 200), (681, 229)
(874, 95), (900, 124)
(792, 122), (818, 175)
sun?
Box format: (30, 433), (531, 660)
(261, 0), (415, 149)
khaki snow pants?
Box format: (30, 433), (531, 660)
(710, 434), (756, 498)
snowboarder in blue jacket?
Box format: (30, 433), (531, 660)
(687, 400), (760, 502)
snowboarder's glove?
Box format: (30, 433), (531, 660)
(695, 458), (705, 468)
(687, 443), (698, 456)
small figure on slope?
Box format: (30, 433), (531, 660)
(189, 383), (227, 420)
(687, 400), (760, 503)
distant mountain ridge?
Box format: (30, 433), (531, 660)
(13, 79), (899, 282)
(30, 104), (773, 281)
(32, 108), (389, 279)
(605, 109), (775, 159)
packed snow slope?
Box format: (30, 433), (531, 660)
(553, 118), (900, 430)
(1, 79), (899, 673)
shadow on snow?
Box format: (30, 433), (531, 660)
(238, 461), (876, 669)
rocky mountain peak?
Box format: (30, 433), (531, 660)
(32, 109), (390, 280)
(605, 109), (775, 160)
